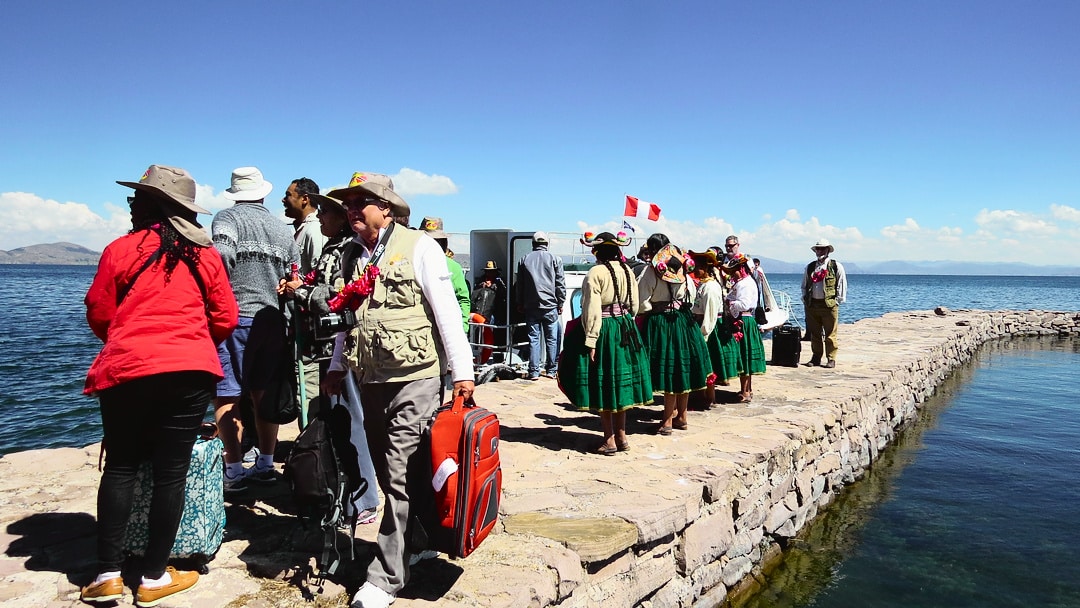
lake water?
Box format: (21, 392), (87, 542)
(729, 336), (1080, 608)
(1, 265), (1079, 606)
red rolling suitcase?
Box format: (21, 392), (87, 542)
(425, 395), (502, 559)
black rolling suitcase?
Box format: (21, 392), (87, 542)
(772, 322), (802, 367)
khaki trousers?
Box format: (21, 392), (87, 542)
(806, 299), (839, 362)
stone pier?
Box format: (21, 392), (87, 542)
(1, 309), (1077, 607)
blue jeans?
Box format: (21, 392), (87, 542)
(526, 308), (561, 377)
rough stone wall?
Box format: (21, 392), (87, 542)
(570, 310), (1080, 608)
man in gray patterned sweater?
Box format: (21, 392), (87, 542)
(211, 166), (299, 491)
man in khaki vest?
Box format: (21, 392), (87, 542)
(801, 238), (847, 368)
(322, 172), (474, 608)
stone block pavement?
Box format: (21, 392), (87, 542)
(2, 309), (1077, 607)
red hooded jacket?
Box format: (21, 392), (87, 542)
(84, 229), (239, 394)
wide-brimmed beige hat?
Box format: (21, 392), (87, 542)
(223, 166), (273, 201)
(421, 216), (447, 239)
(309, 193), (347, 216)
(117, 164), (212, 247)
(326, 172), (410, 219)
(811, 238), (835, 254)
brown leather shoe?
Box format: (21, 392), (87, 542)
(135, 567), (199, 607)
(80, 577), (124, 603)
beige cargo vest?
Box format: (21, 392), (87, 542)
(343, 227), (442, 383)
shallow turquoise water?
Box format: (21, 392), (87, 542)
(732, 336), (1080, 608)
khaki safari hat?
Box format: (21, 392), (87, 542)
(811, 238), (834, 254)
(421, 216), (448, 239)
(117, 164), (212, 247)
(327, 172), (410, 219)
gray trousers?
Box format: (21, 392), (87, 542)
(358, 375), (442, 595)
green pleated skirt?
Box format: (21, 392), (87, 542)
(557, 315), (654, 412)
(734, 315), (767, 376)
(706, 318), (741, 382)
(640, 308), (710, 394)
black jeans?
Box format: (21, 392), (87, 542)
(96, 371), (214, 577)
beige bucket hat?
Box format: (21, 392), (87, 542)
(117, 164), (212, 247)
(326, 172), (410, 218)
(811, 238), (835, 254)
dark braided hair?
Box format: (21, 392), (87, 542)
(128, 192), (202, 284)
(595, 243), (634, 306)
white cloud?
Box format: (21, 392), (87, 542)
(1051, 204), (1080, 223)
(974, 208), (1059, 236)
(0, 192), (128, 251)
(195, 183), (233, 213)
(391, 168), (459, 197)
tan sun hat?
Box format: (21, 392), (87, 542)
(421, 216), (448, 239)
(326, 172), (410, 219)
(222, 166), (273, 201)
(811, 238), (835, 254)
(117, 164), (212, 247)
(309, 193), (346, 216)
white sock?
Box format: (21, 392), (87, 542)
(94, 571), (121, 585)
(225, 462), (245, 479)
(141, 571), (172, 588)
(255, 454), (274, 470)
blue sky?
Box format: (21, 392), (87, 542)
(2, 1), (1079, 264)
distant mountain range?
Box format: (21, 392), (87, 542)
(3, 243), (1078, 276)
(0, 242), (100, 265)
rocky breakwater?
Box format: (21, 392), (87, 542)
(1, 309), (1077, 607)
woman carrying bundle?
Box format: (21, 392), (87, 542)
(637, 233), (710, 435)
(720, 253), (767, 402)
(558, 231), (652, 455)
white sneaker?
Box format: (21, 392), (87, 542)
(407, 549), (440, 566)
(350, 582), (395, 608)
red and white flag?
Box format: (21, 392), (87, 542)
(624, 195), (661, 221)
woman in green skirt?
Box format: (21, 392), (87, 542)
(721, 253), (767, 402)
(637, 234), (710, 435)
(558, 231), (652, 454)
(689, 249), (736, 405)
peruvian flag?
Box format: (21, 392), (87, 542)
(624, 195), (661, 221)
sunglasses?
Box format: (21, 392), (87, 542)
(725, 243), (737, 249)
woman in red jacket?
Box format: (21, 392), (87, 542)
(81, 165), (238, 607)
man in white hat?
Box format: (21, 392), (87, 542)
(516, 231), (566, 379)
(321, 172), (474, 608)
(801, 238), (847, 368)
(211, 167), (300, 490)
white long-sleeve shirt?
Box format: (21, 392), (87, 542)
(692, 279), (724, 337)
(329, 228), (474, 382)
(726, 274), (758, 317)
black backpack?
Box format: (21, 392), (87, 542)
(283, 400), (366, 579)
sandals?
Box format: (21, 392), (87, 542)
(739, 393), (753, 403)
(616, 439), (631, 452)
(656, 425), (673, 436)
(596, 444), (618, 456)
(672, 420), (688, 431)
